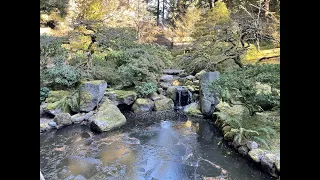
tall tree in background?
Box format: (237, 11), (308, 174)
(264, 0), (270, 17)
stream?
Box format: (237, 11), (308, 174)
(40, 111), (275, 180)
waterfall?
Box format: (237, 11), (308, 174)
(174, 86), (192, 110)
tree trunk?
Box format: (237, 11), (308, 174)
(157, 0), (160, 26)
(265, 0), (270, 17)
(209, 0), (213, 9)
(162, 0), (165, 25)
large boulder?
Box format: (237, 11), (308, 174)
(90, 98), (126, 132)
(166, 86), (178, 101)
(78, 80), (108, 112)
(106, 89), (137, 106)
(183, 102), (202, 117)
(215, 103), (250, 122)
(154, 97), (174, 111)
(199, 72), (220, 117)
(54, 113), (72, 126)
(132, 98), (155, 113)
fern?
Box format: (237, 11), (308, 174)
(252, 136), (270, 149)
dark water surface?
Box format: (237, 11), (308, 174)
(40, 112), (274, 180)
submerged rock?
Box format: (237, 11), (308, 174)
(154, 97), (174, 111)
(200, 72), (220, 117)
(106, 89), (137, 106)
(48, 121), (57, 127)
(90, 98), (126, 132)
(54, 113), (72, 126)
(132, 98), (155, 113)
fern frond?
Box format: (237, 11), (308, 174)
(225, 116), (242, 129)
(244, 129), (259, 137)
(252, 136), (270, 150)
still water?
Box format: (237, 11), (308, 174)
(40, 113), (274, 180)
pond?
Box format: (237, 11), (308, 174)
(40, 111), (275, 180)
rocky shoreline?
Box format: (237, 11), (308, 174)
(40, 69), (280, 178)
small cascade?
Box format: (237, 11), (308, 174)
(174, 86), (193, 110)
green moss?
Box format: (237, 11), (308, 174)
(46, 101), (60, 110)
(110, 89), (137, 99)
(93, 99), (126, 131)
(135, 98), (152, 105)
(79, 90), (93, 105)
(45, 90), (71, 103)
(248, 149), (265, 162)
(184, 103), (202, 115)
(222, 126), (231, 135)
(46, 97), (71, 113)
(154, 98), (174, 111)
(224, 130), (235, 141)
(185, 80), (193, 86)
(195, 70), (207, 79)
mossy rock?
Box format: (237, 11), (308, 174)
(185, 80), (193, 86)
(45, 90), (71, 103)
(248, 149), (266, 163)
(78, 80), (108, 112)
(154, 97), (174, 111)
(66, 92), (80, 112)
(54, 113), (72, 126)
(90, 99), (126, 132)
(224, 130), (235, 141)
(132, 98), (155, 113)
(222, 126), (231, 135)
(186, 85), (195, 92)
(183, 102), (202, 116)
(195, 70), (207, 79)
(106, 89), (137, 106)
(46, 97), (71, 114)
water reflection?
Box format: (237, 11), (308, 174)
(40, 118), (275, 180)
